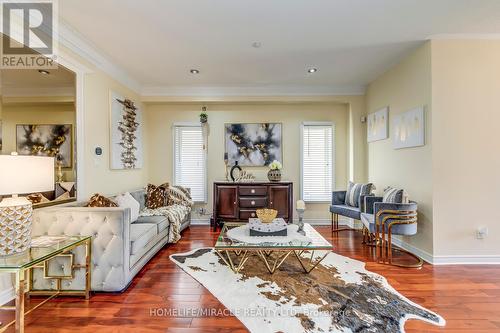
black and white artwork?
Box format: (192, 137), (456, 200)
(225, 123), (282, 166)
(110, 91), (143, 169)
(16, 124), (72, 167)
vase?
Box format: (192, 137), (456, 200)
(267, 169), (281, 182)
(230, 161), (242, 182)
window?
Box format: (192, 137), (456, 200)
(301, 122), (334, 202)
(173, 124), (207, 202)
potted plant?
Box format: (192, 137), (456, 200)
(199, 112), (208, 124)
(267, 160), (282, 182)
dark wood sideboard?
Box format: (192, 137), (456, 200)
(211, 181), (293, 231)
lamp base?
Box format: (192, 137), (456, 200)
(0, 196), (33, 256)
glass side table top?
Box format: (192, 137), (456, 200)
(0, 235), (91, 270)
(215, 222), (333, 250)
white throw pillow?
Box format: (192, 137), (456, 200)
(116, 192), (140, 222)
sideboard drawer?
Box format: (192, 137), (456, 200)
(239, 209), (257, 220)
(239, 197), (267, 208)
(239, 186), (267, 196)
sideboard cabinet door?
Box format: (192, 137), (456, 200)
(269, 185), (291, 219)
(216, 186), (238, 219)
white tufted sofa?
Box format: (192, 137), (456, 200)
(31, 189), (191, 292)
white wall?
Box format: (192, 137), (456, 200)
(431, 39), (500, 258)
(145, 102), (350, 221)
(366, 43), (434, 255)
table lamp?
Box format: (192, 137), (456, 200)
(0, 154), (55, 256)
(296, 200), (306, 235)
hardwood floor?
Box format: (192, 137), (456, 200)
(2, 225), (500, 332)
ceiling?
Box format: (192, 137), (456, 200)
(1, 66), (75, 97)
(59, 0), (500, 95)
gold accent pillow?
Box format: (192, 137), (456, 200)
(145, 183), (169, 209)
(85, 194), (118, 207)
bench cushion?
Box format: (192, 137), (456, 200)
(330, 204), (361, 220)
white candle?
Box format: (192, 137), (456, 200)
(296, 200), (306, 210)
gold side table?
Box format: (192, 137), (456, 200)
(0, 235), (91, 333)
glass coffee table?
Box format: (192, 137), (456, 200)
(214, 222), (333, 274)
(0, 235), (91, 333)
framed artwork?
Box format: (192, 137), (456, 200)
(393, 106), (425, 149)
(225, 123), (282, 166)
(367, 106), (389, 142)
(110, 91), (143, 169)
(16, 124), (73, 168)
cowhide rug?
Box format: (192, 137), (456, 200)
(170, 248), (445, 333)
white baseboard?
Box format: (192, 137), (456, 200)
(431, 254), (500, 265)
(390, 237), (434, 264)
(390, 237), (500, 265)
(191, 219), (210, 225)
(0, 287), (14, 305)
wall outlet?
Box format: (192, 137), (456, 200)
(476, 227), (488, 239)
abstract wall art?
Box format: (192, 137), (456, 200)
(367, 106), (388, 142)
(393, 106), (425, 149)
(16, 124), (73, 167)
(110, 92), (143, 169)
(225, 123), (282, 167)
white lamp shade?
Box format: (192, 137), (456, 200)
(0, 155), (55, 195)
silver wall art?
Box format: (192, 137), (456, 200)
(110, 91), (143, 169)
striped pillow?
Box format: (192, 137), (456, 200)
(344, 182), (373, 207)
(383, 187), (408, 204)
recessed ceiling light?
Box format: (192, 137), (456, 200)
(190, 69), (200, 74)
(307, 68), (318, 73)
(252, 42), (262, 48)
(38, 69), (50, 75)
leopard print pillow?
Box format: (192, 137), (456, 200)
(145, 183), (168, 209)
(85, 193), (118, 207)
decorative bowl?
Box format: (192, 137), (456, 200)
(256, 209), (278, 223)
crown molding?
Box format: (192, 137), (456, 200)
(428, 33), (500, 40)
(142, 84), (366, 98)
(141, 85), (366, 103)
(58, 21), (142, 93)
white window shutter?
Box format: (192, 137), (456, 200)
(173, 125), (207, 202)
(301, 123), (334, 202)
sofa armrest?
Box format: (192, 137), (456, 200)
(359, 194), (374, 214)
(332, 191), (347, 205)
(32, 206), (131, 291)
(364, 196), (383, 214)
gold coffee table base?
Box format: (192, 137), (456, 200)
(215, 249), (330, 274)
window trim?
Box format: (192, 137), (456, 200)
(172, 122), (208, 203)
(300, 121), (335, 203)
